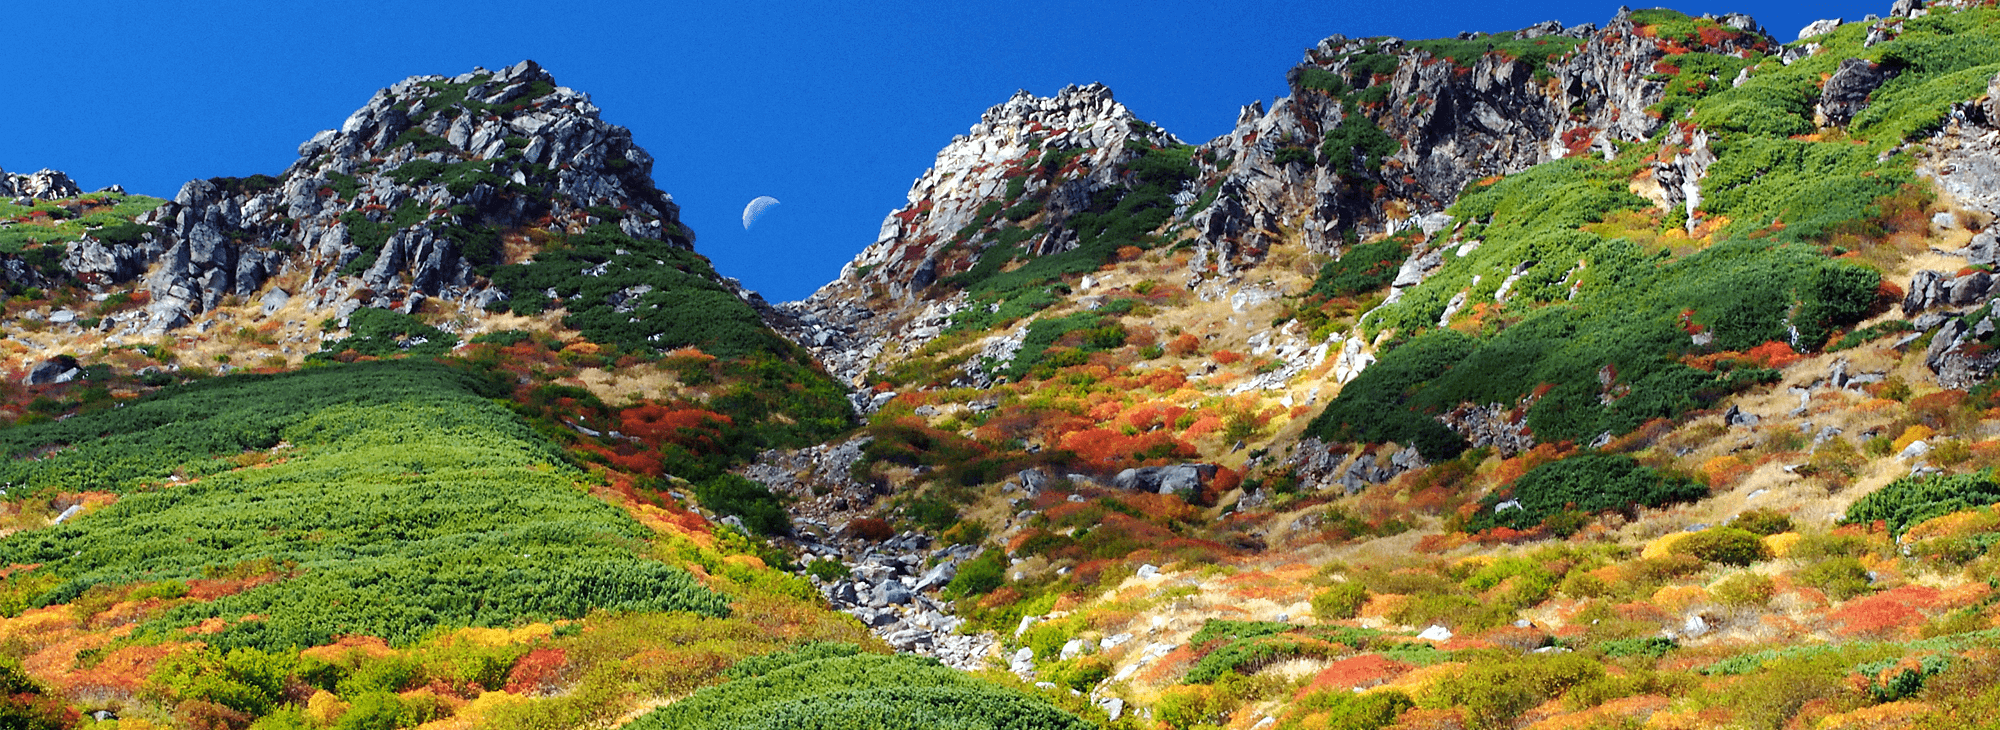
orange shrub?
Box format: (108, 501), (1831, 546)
(1120, 401), (1188, 432)
(1742, 340), (1802, 369)
(1057, 427), (1194, 466)
(1826, 586), (1939, 639)
(1213, 350), (1244, 365)
(1699, 455), (1752, 488)
(503, 647), (569, 696)
(1486, 442), (1573, 488)
(1181, 414), (1224, 441)
(1166, 334), (1201, 356)
(1138, 367), (1188, 392)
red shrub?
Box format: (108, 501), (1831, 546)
(504, 647), (569, 696)
(846, 518), (894, 541)
(1212, 350), (1244, 365)
(1058, 427), (1195, 467)
(1742, 340), (1802, 369)
(619, 404), (733, 450)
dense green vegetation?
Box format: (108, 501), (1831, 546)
(0, 193), (165, 283)
(1845, 470), (2000, 536)
(0, 193), (165, 250)
(997, 301), (1134, 380)
(941, 144), (1196, 331)
(630, 647), (1093, 730)
(315, 307), (458, 359)
(1405, 32), (1584, 78)
(0, 361), (728, 649)
(1470, 454), (1705, 532)
(491, 224), (786, 358)
(1307, 234), (1411, 300)
(1313, 152), (1873, 455)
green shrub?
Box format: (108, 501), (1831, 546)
(1711, 572), (1777, 609)
(1321, 105), (1401, 176)
(1308, 235), (1411, 299)
(0, 362), (730, 648)
(1312, 582), (1370, 620)
(1420, 653), (1603, 730)
(943, 549), (1006, 599)
(695, 474), (791, 536)
(1287, 689), (1413, 730)
(805, 558), (850, 582)
(904, 495), (960, 532)
(1595, 636), (1679, 659)
(1729, 508), (1795, 536)
(1796, 556), (1875, 601)
(1469, 454), (1706, 532)
(313, 307), (458, 359)
(150, 647), (295, 716)
(1844, 470), (2000, 537)
(628, 652), (1092, 730)
(725, 643), (864, 679)
(1668, 527), (1770, 566)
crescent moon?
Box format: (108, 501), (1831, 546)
(743, 196), (781, 230)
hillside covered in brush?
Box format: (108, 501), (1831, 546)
(13, 1), (2000, 730)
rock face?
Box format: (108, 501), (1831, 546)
(54, 60), (703, 335)
(739, 436), (880, 526)
(0, 168), (84, 201)
(1181, 15), (1770, 279)
(775, 84), (1182, 388)
(779, 13), (1773, 385)
(1817, 58), (1898, 125)
(793, 530), (996, 670)
(1908, 70), (2000, 389)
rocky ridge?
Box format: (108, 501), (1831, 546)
(781, 11), (1777, 389)
(49, 60), (743, 339)
(0, 167), (85, 202)
(776, 84), (1182, 389)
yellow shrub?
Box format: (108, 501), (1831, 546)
(1764, 532), (1802, 558)
(307, 690), (351, 726)
(1642, 531), (1696, 560)
(1891, 425), (1935, 456)
(1652, 584), (1710, 613)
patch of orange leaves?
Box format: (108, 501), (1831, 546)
(1827, 585), (1942, 639)
(1297, 654), (1414, 695)
(1525, 695), (1670, 730)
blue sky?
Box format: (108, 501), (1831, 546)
(6, 0), (1890, 302)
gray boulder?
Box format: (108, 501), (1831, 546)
(1112, 463), (1219, 494)
(1817, 58), (1897, 126)
(1799, 18), (1843, 40)
(23, 355), (79, 386)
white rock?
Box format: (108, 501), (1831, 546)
(1417, 625), (1453, 642)
(1010, 647), (1035, 675)
(1798, 18), (1843, 40)
(1899, 439), (1931, 460)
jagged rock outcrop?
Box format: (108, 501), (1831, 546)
(1817, 58), (1898, 125)
(778, 84), (1179, 386)
(1183, 13), (1771, 278)
(1283, 437), (1427, 495)
(59, 60), (700, 335)
(0, 168), (83, 201)
(783, 13), (1780, 387)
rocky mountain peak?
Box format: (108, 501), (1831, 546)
(60, 59), (697, 336)
(0, 167), (84, 202)
(776, 84), (1184, 387)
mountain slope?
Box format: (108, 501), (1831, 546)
(753, 2), (2000, 728)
